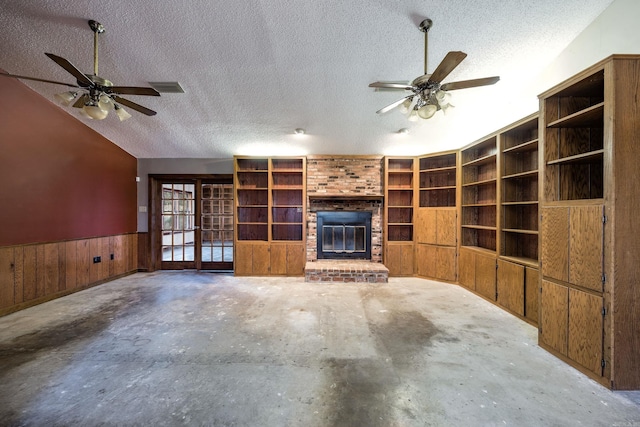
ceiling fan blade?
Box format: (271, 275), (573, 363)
(45, 53), (94, 87)
(376, 95), (414, 114)
(72, 93), (89, 108)
(0, 72), (80, 89)
(441, 76), (500, 91)
(428, 51), (467, 84)
(112, 95), (157, 116)
(369, 82), (413, 91)
(108, 86), (161, 96)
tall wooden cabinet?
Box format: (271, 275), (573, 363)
(498, 114), (540, 325)
(384, 157), (415, 276)
(538, 55), (640, 389)
(415, 152), (458, 282)
(459, 136), (498, 301)
(234, 156), (306, 276)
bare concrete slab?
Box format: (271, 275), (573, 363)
(0, 272), (638, 426)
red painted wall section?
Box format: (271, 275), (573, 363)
(0, 74), (137, 246)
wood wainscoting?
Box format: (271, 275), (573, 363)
(0, 233), (138, 316)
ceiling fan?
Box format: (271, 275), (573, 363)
(369, 18), (499, 120)
(0, 20), (162, 121)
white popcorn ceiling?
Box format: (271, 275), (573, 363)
(0, 0), (615, 158)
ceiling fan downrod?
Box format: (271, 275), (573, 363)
(88, 20), (104, 77)
(419, 18), (432, 76)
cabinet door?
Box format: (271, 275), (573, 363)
(235, 243), (253, 276)
(458, 248), (475, 289)
(270, 244), (287, 275)
(437, 209), (457, 246)
(568, 288), (603, 375)
(252, 244), (271, 275)
(525, 267), (539, 324)
(541, 207), (569, 282)
(415, 209), (437, 244)
(497, 259), (524, 316)
(475, 253), (497, 301)
(436, 246), (457, 281)
(540, 280), (568, 356)
(286, 243), (306, 276)
(415, 244), (434, 278)
(569, 205), (604, 292)
(386, 243), (414, 276)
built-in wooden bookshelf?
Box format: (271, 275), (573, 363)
(271, 158), (304, 241)
(460, 137), (498, 253)
(419, 153), (457, 207)
(236, 158), (269, 241)
(384, 157), (415, 276)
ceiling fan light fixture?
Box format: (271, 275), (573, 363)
(399, 98), (413, 114)
(98, 93), (114, 111)
(417, 103), (438, 119)
(82, 102), (109, 120)
(54, 91), (77, 106)
(114, 105), (132, 121)
(407, 109), (419, 122)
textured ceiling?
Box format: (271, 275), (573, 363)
(0, 0), (614, 158)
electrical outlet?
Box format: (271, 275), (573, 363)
(93, 256), (101, 263)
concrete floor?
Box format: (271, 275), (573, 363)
(1, 272), (639, 426)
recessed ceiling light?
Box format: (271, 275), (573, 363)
(398, 128), (409, 134)
(294, 128), (305, 135)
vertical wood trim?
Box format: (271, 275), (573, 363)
(14, 246), (24, 304)
(0, 247), (15, 308)
(57, 242), (66, 292)
(65, 240), (78, 290)
(23, 245), (37, 301)
(35, 244), (46, 298)
(43, 243), (59, 296)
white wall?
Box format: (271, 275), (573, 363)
(529, 0), (640, 94)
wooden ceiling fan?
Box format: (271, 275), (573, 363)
(0, 20), (162, 119)
(369, 18), (500, 120)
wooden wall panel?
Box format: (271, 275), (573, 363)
(525, 267), (539, 324)
(89, 238), (102, 284)
(43, 243), (59, 296)
(497, 259), (524, 316)
(569, 205), (603, 292)
(35, 245), (46, 298)
(100, 237), (111, 281)
(65, 240), (78, 290)
(437, 210), (457, 246)
(76, 239), (91, 288)
(458, 248), (476, 290)
(540, 280), (568, 356)
(436, 246), (457, 281)
(13, 247), (24, 304)
(568, 289), (603, 376)
(541, 207), (569, 282)
(0, 247), (15, 309)
(22, 245), (37, 302)
(475, 253), (497, 301)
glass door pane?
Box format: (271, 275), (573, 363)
(162, 183), (196, 263)
(201, 183), (234, 269)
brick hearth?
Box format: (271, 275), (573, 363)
(304, 260), (389, 283)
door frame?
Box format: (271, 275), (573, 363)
(149, 174), (233, 271)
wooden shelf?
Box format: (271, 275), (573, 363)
(462, 153), (497, 167)
(503, 139), (539, 154)
(546, 149), (604, 166)
(502, 228), (538, 235)
(462, 178), (497, 187)
(499, 255), (538, 268)
(502, 201), (538, 206)
(502, 170), (538, 180)
(461, 202), (497, 207)
(420, 185), (456, 191)
(460, 245), (497, 256)
(547, 102), (604, 128)
(420, 165), (457, 173)
(461, 224), (497, 231)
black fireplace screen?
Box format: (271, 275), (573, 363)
(317, 211), (371, 260)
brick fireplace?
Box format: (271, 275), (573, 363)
(305, 155), (388, 282)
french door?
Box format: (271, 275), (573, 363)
(151, 176), (233, 270)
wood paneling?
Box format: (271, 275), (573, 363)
(416, 209), (437, 244)
(437, 209), (457, 246)
(458, 248), (476, 290)
(0, 234), (138, 316)
(541, 207), (569, 282)
(270, 244), (287, 275)
(525, 267), (539, 324)
(386, 243), (414, 276)
(569, 205), (603, 291)
(415, 244), (433, 278)
(540, 280), (568, 356)
(568, 289), (603, 375)
(234, 243), (253, 275)
(0, 247), (15, 308)
(475, 253), (497, 301)
(497, 259), (524, 316)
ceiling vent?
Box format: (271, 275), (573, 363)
(148, 81), (185, 93)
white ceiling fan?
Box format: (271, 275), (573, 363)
(369, 18), (500, 120)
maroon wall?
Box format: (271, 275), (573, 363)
(0, 75), (137, 246)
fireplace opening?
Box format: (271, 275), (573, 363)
(317, 211), (372, 260)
